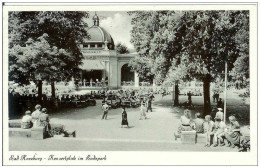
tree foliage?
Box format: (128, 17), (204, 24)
(128, 10), (249, 115)
(8, 11), (89, 97)
(116, 42), (130, 54)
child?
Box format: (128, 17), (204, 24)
(101, 102), (109, 120)
(193, 113), (204, 133)
(140, 99), (147, 120)
(213, 117), (226, 147)
(203, 115), (215, 147)
(21, 110), (33, 129)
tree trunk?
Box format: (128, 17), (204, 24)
(203, 74), (211, 116)
(51, 81), (55, 98)
(37, 80), (42, 104)
(174, 83), (179, 106)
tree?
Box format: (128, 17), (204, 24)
(148, 11), (188, 106)
(129, 56), (154, 83)
(116, 42), (129, 54)
(9, 11), (89, 101)
(178, 10), (249, 115)
(229, 11), (249, 94)
(129, 10), (249, 116)
(128, 11), (188, 105)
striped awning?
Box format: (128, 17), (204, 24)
(79, 60), (105, 70)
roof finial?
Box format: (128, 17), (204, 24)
(93, 11), (99, 26)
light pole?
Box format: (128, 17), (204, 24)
(223, 61), (228, 123)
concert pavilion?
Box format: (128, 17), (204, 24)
(77, 13), (139, 89)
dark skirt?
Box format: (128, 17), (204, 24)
(121, 119), (128, 125)
(225, 131), (241, 145)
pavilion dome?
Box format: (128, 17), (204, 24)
(83, 12), (115, 50)
(86, 26), (114, 45)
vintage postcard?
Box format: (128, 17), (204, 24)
(2, 2), (258, 166)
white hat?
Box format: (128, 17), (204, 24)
(217, 108), (223, 111)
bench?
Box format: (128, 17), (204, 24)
(31, 127), (45, 140)
(9, 121), (22, 128)
(9, 121), (65, 140)
(181, 131), (196, 144)
(9, 128), (31, 138)
(196, 133), (207, 144)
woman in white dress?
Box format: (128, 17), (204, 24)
(139, 99), (147, 120)
(174, 109), (192, 140)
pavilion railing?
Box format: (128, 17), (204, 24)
(139, 82), (152, 87)
(77, 81), (107, 87)
(121, 81), (135, 86)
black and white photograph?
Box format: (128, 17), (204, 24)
(2, 2), (258, 166)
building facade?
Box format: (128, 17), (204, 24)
(78, 13), (139, 89)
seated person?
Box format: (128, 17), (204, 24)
(224, 115), (240, 148)
(203, 115), (215, 147)
(193, 113), (204, 133)
(31, 104), (42, 127)
(39, 108), (53, 137)
(213, 117), (226, 147)
(174, 109), (193, 140)
(215, 108), (224, 121)
(21, 110), (33, 129)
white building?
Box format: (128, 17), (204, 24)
(77, 13), (139, 89)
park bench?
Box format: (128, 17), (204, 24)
(181, 131), (196, 144)
(196, 133), (207, 144)
(9, 128), (31, 138)
(9, 120), (66, 140)
(180, 129), (250, 151)
(179, 130), (207, 144)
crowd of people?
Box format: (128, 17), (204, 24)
(174, 108), (249, 151)
(9, 85), (168, 118)
(9, 82), (249, 151)
(100, 89), (155, 125)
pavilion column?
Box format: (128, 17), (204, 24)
(109, 58), (118, 89)
(69, 77), (76, 89)
(135, 72), (139, 87)
(153, 79), (156, 86)
(105, 61), (110, 86)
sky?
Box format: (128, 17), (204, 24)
(84, 11), (135, 50)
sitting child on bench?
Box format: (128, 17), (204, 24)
(21, 110), (33, 129)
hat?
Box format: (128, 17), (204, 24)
(35, 104), (41, 110)
(217, 108), (223, 111)
(25, 110), (31, 115)
(41, 108), (47, 113)
(195, 113), (201, 118)
(205, 115), (212, 120)
(229, 115), (236, 122)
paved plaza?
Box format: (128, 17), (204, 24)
(9, 95), (248, 151)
